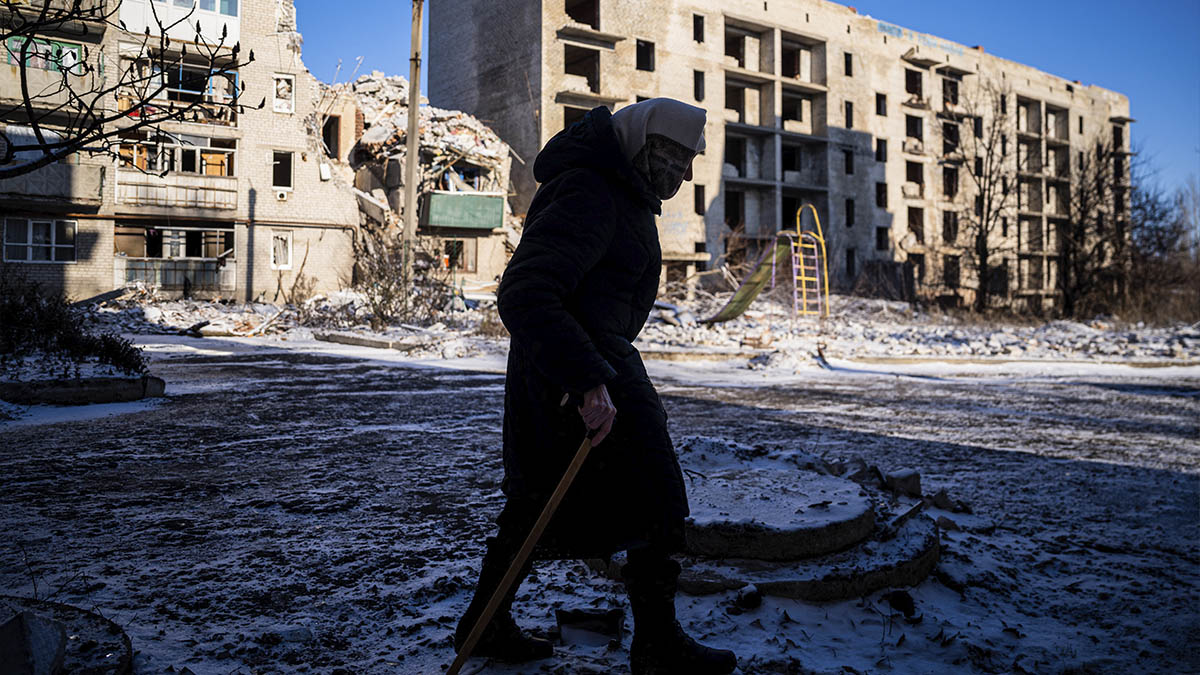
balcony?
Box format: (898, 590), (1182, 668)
(118, 95), (237, 127)
(115, 256), (236, 292)
(0, 162), (104, 207)
(902, 138), (925, 155)
(0, 0), (110, 36)
(116, 169), (237, 210)
(901, 94), (929, 110)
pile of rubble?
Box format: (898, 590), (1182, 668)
(347, 73), (510, 171)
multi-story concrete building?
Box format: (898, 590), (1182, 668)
(1, 0), (358, 302)
(430, 0), (1132, 309)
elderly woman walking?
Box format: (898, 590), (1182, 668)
(454, 98), (737, 675)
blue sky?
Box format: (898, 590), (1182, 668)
(296, 0), (1199, 192)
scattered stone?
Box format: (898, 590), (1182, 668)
(0, 611), (67, 675)
(936, 515), (961, 531)
(734, 585), (762, 610)
(885, 469), (922, 497)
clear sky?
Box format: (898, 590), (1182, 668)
(296, 0), (1199, 193)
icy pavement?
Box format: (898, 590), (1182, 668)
(0, 335), (1197, 674)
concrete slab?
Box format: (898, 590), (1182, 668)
(589, 515), (939, 602)
(0, 596), (131, 675)
(684, 468), (875, 561)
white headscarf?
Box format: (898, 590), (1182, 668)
(610, 98), (707, 163)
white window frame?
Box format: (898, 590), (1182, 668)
(3, 218), (77, 263)
(273, 74), (295, 114)
(271, 150), (294, 190)
(270, 229), (293, 270)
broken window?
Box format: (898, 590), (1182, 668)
(563, 106), (588, 130)
(905, 69), (922, 98)
(564, 45), (600, 93)
(987, 261), (1008, 295)
(942, 210), (958, 242)
(942, 77), (959, 107)
(943, 254), (960, 288)
(942, 121), (959, 154)
(1000, 94), (1007, 114)
(322, 115), (341, 158)
(443, 238), (477, 273)
(876, 182), (888, 208)
(909, 253), (926, 284)
(781, 42), (809, 80)
(273, 73), (295, 113)
(565, 0), (598, 29)
(844, 100), (853, 129)
(725, 83), (745, 122)
(908, 207), (925, 243)
(725, 30), (745, 68)
(876, 93), (887, 116)
(4, 36), (83, 75)
(725, 135), (746, 177)
(906, 115), (923, 140)
(693, 14), (704, 42)
(844, 149), (854, 175)
(906, 160), (923, 186)
(695, 184), (706, 215)
(845, 198), (855, 227)
(4, 218), (75, 263)
(272, 150), (293, 189)
(782, 92), (806, 122)
(976, 195), (985, 218)
(844, 51), (853, 77)
(270, 229), (292, 269)
(694, 70), (705, 102)
(875, 226), (889, 251)
(782, 145), (802, 173)
(876, 139), (887, 162)
(973, 116), (983, 138)
(725, 190), (745, 228)
(636, 40), (655, 72)
(974, 156), (983, 177)
(118, 131), (236, 177)
(943, 166), (958, 198)
(846, 248), (856, 278)
(1112, 124), (1124, 149)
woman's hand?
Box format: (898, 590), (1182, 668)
(579, 383), (617, 446)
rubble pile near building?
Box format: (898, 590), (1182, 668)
(332, 72), (517, 236)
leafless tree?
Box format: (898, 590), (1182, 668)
(935, 77), (1018, 312)
(0, 0), (256, 179)
(1055, 138), (1132, 317)
(1124, 171), (1200, 322)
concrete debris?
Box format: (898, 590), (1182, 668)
(0, 611), (67, 675)
(341, 72), (509, 175)
(885, 469), (922, 498)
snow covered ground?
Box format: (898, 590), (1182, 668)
(1, 332), (1196, 674)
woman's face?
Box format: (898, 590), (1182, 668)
(633, 134), (699, 200)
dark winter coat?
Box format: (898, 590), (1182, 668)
(496, 106), (688, 558)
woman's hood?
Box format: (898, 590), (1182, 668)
(533, 106), (662, 214)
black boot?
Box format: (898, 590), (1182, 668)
(623, 554), (737, 675)
(454, 537), (554, 662)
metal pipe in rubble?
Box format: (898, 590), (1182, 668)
(403, 0), (424, 293)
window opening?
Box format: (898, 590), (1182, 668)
(272, 151), (293, 189)
(273, 74), (295, 113)
(565, 0), (598, 29)
(636, 40), (655, 72)
(564, 45), (600, 93)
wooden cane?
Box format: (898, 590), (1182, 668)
(446, 397), (599, 675)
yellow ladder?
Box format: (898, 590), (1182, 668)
(791, 204), (830, 318)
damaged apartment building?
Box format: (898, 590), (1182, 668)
(1, 0), (359, 302)
(334, 72), (520, 289)
(430, 0), (1133, 310)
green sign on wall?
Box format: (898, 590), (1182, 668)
(420, 191), (504, 230)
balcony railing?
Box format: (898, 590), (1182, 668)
(116, 256), (236, 291)
(902, 182), (924, 199)
(0, 163), (104, 206)
(902, 138), (925, 155)
(116, 169), (237, 210)
(118, 95), (237, 127)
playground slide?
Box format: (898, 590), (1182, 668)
(699, 233), (795, 323)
